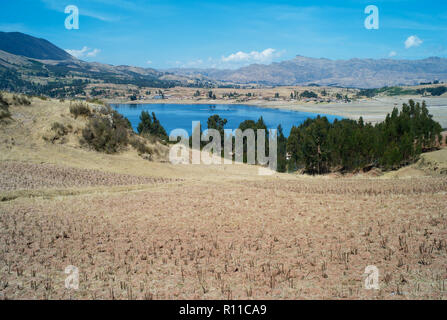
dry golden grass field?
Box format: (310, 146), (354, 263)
(1, 95), (447, 300)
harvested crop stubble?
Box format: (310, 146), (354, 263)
(0, 161), (175, 191)
(238, 178), (447, 196)
(0, 181), (446, 299)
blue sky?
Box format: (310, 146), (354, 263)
(0, 0), (446, 69)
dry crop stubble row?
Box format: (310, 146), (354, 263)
(237, 178), (447, 196)
(0, 177), (446, 300)
(0, 162), (179, 192)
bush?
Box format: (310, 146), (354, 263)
(0, 93), (11, 120)
(0, 107), (11, 120)
(129, 136), (152, 155)
(69, 103), (91, 119)
(81, 117), (128, 154)
(51, 122), (69, 136)
(44, 122), (71, 143)
(12, 94), (31, 106)
(96, 104), (131, 127)
(111, 109), (131, 130)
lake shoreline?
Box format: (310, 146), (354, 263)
(109, 96), (447, 127)
(111, 102), (343, 137)
(108, 96), (447, 128)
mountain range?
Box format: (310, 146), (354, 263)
(167, 55), (447, 88)
(1, 31), (447, 90)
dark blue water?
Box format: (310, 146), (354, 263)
(112, 104), (343, 137)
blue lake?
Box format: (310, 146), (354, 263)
(112, 104), (343, 137)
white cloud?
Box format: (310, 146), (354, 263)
(65, 47), (88, 58)
(146, 60), (152, 65)
(221, 48), (281, 63)
(168, 48), (285, 69)
(389, 51), (397, 57)
(86, 48), (101, 57)
(65, 47), (101, 59)
(405, 35), (423, 49)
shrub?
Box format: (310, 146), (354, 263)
(129, 136), (152, 155)
(0, 93), (9, 108)
(96, 104), (131, 128)
(81, 117), (128, 154)
(111, 109), (131, 130)
(0, 107), (11, 120)
(0, 93), (11, 120)
(69, 103), (91, 119)
(51, 122), (69, 136)
(12, 94), (31, 106)
(44, 122), (70, 143)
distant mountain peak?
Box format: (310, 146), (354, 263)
(170, 55), (447, 88)
(0, 31), (73, 61)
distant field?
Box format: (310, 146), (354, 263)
(101, 85), (447, 127)
(271, 96), (447, 128)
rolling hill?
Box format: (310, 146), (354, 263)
(0, 31), (74, 61)
(0, 32), (212, 96)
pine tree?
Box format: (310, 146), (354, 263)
(277, 125), (287, 172)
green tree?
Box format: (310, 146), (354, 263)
(277, 125), (287, 172)
(206, 114), (227, 148)
(287, 100), (442, 174)
(137, 111), (152, 135)
(137, 111), (168, 140)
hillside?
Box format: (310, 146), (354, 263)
(0, 32), (74, 61)
(0, 49), (192, 96)
(0, 32), (213, 97)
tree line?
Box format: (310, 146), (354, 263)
(135, 100), (443, 174)
(287, 100), (443, 174)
